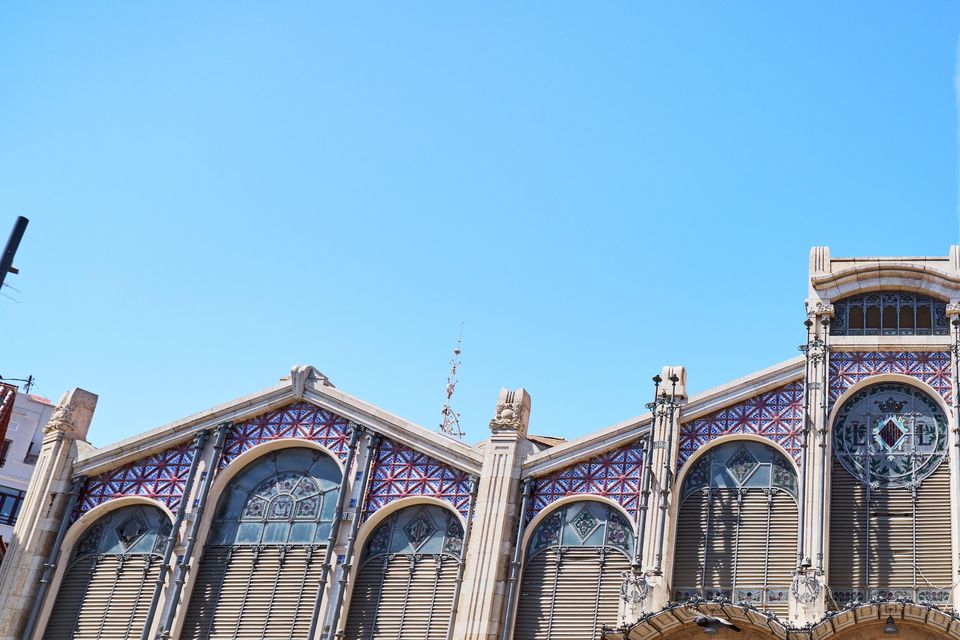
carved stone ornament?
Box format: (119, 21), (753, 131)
(43, 388), (98, 439)
(815, 303), (835, 318)
(947, 302), (960, 317)
(488, 388), (531, 434)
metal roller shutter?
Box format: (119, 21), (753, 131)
(829, 458), (869, 593)
(181, 545), (324, 640)
(343, 554), (459, 640)
(673, 491), (708, 593)
(513, 547), (631, 640)
(765, 489), (798, 614)
(44, 554), (161, 640)
(703, 490), (736, 590)
(914, 464), (952, 591)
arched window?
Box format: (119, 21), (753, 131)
(514, 501), (634, 640)
(182, 448), (342, 639)
(672, 441), (797, 615)
(829, 382), (951, 606)
(45, 504), (171, 639)
(831, 292), (948, 336)
(344, 504), (464, 640)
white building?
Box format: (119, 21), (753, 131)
(0, 389), (52, 544)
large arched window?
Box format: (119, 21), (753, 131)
(344, 504), (464, 640)
(182, 448), (342, 639)
(672, 440), (797, 615)
(45, 504), (171, 640)
(514, 501), (634, 640)
(831, 292), (948, 336)
(829, 382), (952, 606)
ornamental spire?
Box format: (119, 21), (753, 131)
(439, 326), (465, 439)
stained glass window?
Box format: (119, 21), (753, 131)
(831, 292), (948, 336)
(680, 440), (797, 499)
(526, 501), (634, 559)
(833, 382), (948, 488)
(211, 447), (342, 545)
(362, 505), (464, 560)
(73, 504), (170, 558)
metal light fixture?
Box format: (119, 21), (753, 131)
(882, 615), (898, 635)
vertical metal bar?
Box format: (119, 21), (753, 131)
(307, 425), (363, 640)
(287, 548), (314, 640)
(816, 318), (831, 574)
(156, 422), (230, 639)
(21, 474), (86, 640)
(634, 376), (662, 570)
(864, 444), (871, 596)
(797, 319), (813, 569)
(763, 489), (773, 603)
(732, 489), (743, 598)
(395, 555), (417, 640)
(445, 476), (479, 640)
(426, 556), (443, 638)
(590, 548), (607, 640)
(140, 429), (210, 640)
(652, 375), (680, 575)
(544, 549), (563, 640)
(325, 432), (380, 640)
(500, 478), (534, 640)
(700, 487), (713, 594)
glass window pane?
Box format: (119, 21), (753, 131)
(289, 522), (315, 543)
(236, 522), (262, 544)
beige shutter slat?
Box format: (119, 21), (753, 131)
(673, 492), (707, 594)
(44, 555), (160, 640)
(513, 547), (630, 640)
(344, 553), (459, 640)
(182, 546), (325, 640)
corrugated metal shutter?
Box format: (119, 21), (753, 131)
(829, 458), (951, 599)
(673, 491), (707, 592)
(343, 554), (458, 640)
(44, 554), (161, 640)
(673, 488), (796, 615)
(181, 545), (324, 639)
(514, 547), (630, 640)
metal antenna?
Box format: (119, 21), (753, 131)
(439, 324), (465, 439)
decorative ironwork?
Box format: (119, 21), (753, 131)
(220, 401), (354, 467)
(363, 438), (473, 519)
(362, 504), (464, 561)
(832, 382), (948, 488)
(681, 441), (798, 499)
(76, 442), (196, 519)
(527, 501), (634, 559)
(829, 351), (952, 407)
(831, 292), (948, 336)
(528, 439), (644, 522)
(439, 330), (465, 439)
(678, 382), (804, 467)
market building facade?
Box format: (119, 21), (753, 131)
(2, 246), (960, 639)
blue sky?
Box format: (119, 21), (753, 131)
(2, 3), (959, 446)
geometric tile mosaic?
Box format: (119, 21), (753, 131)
(829, 351), (951, 408)
(219, 401), (354, 468)
(363, 438), (472, 521)
(677, 381), (804, 468)
(528, 439), (644, 522)
(75, 442), (196, 520)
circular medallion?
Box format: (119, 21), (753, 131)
(833, 382), (947, 488)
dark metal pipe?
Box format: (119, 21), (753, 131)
(326, 432), (380, 640)
(156, 422), (229, 639)
(445, 475), (479, 640)
(306, 425), (363, 640)
(0, 216), (28, 292)
(652, 375), (680, 575)
(500, 477), (534, 640)
(140, 430), (209, 640)
(633, 375), (661, 570)
(21, 474), (86, 640)
(796, 319), (813, 570)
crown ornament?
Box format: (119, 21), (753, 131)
(875, 397), (907, 413)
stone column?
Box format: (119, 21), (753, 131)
(635, 366), (686, 615)
(453, 388), (532, 640)
(0, 388), (97, 640)
(789, 306), (832, 624)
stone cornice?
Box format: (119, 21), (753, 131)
(811, 263), (960, 300)
(74, 365), (484, 477)
(521, 356), (805, 478)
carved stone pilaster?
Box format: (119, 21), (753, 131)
(0, 388), (98, 640)
(455, 388), (532, 640)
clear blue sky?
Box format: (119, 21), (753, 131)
(2, 3), (959, 446)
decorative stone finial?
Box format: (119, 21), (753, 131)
(44, 388), (98, 439)
(660, 366), (687, 400)
(489, 387), (531, 435)
(290, 364), (335, 398)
